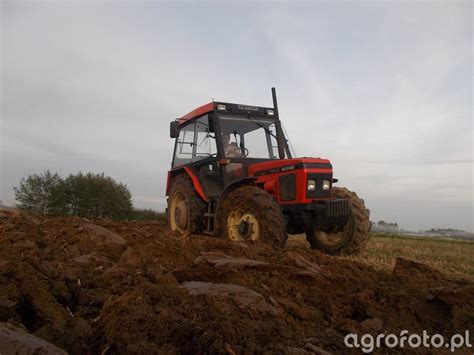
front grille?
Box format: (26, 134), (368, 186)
(325, 199), (349, 217)
(279, 173), (296, 201)
(306, 173), (332, 199)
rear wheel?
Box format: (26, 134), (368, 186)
(218, 185), (287, 249)
(306, 187), (370, 255)
(167, 174), (206, 234)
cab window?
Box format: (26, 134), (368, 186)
(172, 115), (217, 167)
(194, 116), (217, 161)
(173, 122), (194, 167)
(219, 115), (279, 159)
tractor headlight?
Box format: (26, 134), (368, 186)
(322, 180), (330, 190)
(307, 179), (316, 191)
(267, 109), (275, 115)
(217, 104), (226, 111)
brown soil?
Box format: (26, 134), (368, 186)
(0, 210), (472, 354)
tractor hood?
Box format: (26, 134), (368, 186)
(248, 158), (332, 177)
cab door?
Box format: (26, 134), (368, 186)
(192, 115), (222, 198)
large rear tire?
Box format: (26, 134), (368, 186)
(167, 174), (206, 234)
(218, 185), (287, 249)
(306, 187), (370, 255)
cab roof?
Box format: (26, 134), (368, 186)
(178, 101), (275, 127)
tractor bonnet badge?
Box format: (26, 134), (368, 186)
(237, 105), (259, 112)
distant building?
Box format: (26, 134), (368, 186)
(426, 228), (474, 239)
(371, 220), (399, 234)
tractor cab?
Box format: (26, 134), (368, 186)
(169, 97), (294, 197)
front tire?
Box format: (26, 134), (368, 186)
(167, 174), (206, 234)
(306, 187), (370, 255)
(218, 185), (287, 249)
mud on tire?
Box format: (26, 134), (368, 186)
(167, 174), (207, 234)
(218, 185), (287, 249)
(306, 187), (370, 255)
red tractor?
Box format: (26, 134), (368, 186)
(167, 88), (370, 254)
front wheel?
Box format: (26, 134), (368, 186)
(218, 185), (287, 249)
(306, 187), (370, 255)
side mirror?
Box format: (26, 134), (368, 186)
(170, 120), (180, 138)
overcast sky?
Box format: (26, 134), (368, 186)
(1, 1), (472, 232)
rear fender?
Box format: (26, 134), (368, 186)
(166, 166), (207, 202)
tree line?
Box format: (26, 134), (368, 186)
(13, 171), (165, 221)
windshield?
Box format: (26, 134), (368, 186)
(219, 115), (280, 159)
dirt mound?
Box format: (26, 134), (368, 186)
(0, 322), (68, 355)
(0, 211), (473, 354)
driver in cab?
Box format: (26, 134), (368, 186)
(222, 133), (243, 158)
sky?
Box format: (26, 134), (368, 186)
(1, 1), (472, 232)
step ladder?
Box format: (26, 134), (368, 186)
(203, 200), (216, 235)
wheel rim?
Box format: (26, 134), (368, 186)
(227, 209), (260, 242)
(170, 191), (188, 233)
(314, 215), (355, 247)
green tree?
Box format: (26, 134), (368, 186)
(13, 170), (63, 214)
(57, 172), (133, 219)
(14, 171), (133, 220)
